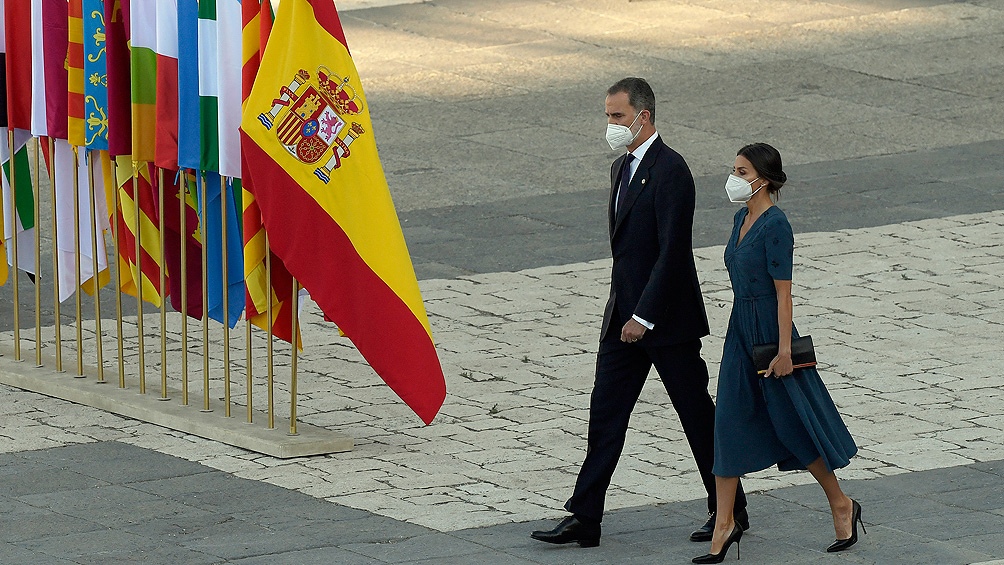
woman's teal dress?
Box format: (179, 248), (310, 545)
(713, 206), (857, 477)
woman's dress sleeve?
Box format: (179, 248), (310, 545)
(765, 214), (794, 281)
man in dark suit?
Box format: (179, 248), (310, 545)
(531, 77), (747, 547)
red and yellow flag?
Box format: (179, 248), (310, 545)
(240, 0), (446, 425)
(240, 0), (300, 348)
(112, 157), (167, 307)
(159, 170), (203, 319)
(67, 0), (86, 146)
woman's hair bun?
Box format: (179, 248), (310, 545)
(738, 143), (786, 192)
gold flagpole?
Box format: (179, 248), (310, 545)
(49, 138), (63, 372)
(200, 172), (211, 412)
(158, 168), (169, 400)
(246, 312), (252, 423)
(265, 232), (274, 429)
(289, 280), (298, 436)
(72, 148), (84, 377)
(87, 152), (105, 382)
(9, 131), (20, 361)
(180, 172), (189, 405)
(244, 200), (252, 424)
(133, 163), (146, 393)
(33, 137), (42, 366)
(220, 175), (231, 417)
(111, 160), (125, 387)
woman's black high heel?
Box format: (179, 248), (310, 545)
(692, 523), (743, 564)
(826, 499), (865, 552)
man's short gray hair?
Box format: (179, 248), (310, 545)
(607, 77), (656, 124)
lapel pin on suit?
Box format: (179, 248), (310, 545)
(641, 178), (646, 185)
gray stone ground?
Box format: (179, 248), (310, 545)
(3, 0), (1004, 563)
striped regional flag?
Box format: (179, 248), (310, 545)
(154, 0), (179, 170)
(104, 0), (167, 306)
(113, 157), (166, 307)
(240, 0), (300, 347)
(130, 0), (157, 163)
(2, 0), (37, 277)
(68, 0), (86, 146)
(197, 0), (219, 172)
(196, 0), (243, 178)
(195, 0), (245, 327)
(241, 0), (447, 424)
(1, 130), (36, 279)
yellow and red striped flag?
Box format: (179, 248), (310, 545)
(241, 0), (446, 424)
(103, 1), (168, 306)
(240, 0), (301, 347)
(112, 157), (166, 307)
(67, 0), (86, 147)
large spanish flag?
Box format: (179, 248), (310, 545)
(241, 0), (446, 425)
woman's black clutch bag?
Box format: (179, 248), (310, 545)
(753, 335), (816, 375)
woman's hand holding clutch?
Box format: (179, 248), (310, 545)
(766, 352), (793, 378)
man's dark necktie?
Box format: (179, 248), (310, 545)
(615, 153), (635, 215)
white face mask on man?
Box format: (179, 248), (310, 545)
(724, 174), (765, 203)
(605, 110), (643, 151)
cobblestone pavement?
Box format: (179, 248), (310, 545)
(4, 209), (1004, 563)
(2, 0), (1004, 563)
(5, 209), (1004, 530)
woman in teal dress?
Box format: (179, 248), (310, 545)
(693, 144), (862, 564)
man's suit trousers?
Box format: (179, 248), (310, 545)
(565, 337), (748, 521)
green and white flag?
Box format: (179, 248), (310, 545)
(1, 128), (37, 277)
(198, 0), (242, 177)
(197, 0), (220, 172)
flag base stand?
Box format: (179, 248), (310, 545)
(0, 345), (353, 458)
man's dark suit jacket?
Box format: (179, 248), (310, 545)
(601, 135), (711, 347)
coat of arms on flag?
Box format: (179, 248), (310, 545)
(242, 0), (446, 425)
(257, 66), (365, 184)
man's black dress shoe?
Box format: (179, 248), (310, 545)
(530, 515), (600, 547)
(689, 508), (749, 542)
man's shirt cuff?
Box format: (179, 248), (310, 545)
(632, 315), (654, 330)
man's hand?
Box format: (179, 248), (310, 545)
(621, 318), (647, 343)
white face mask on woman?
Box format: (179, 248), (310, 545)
(605, 111), (643, 150)
(724, 174), (764, 203)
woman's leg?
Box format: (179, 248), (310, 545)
(806, 458), (853, 539)
(709, 476), (740, 554)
